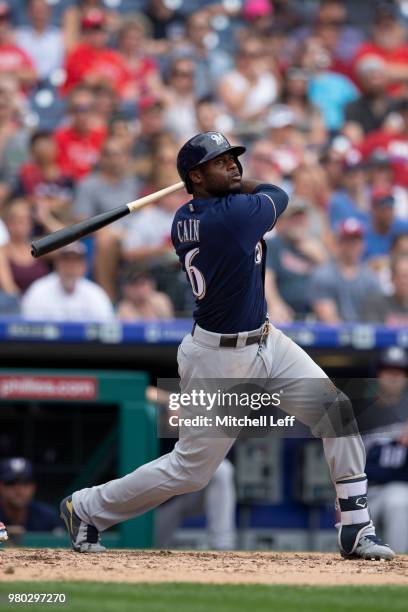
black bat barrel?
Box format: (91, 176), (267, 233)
(31, 204), (130, 258)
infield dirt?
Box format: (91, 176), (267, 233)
(0, 550), (407, 585)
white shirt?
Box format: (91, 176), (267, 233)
(222, 70), (278, 115)
(21, 272), (115, 322)
(122, 205), (174, 250)
(16, 26), (64, 80)
(0, 219), (9, 247)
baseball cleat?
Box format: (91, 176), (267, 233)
(60, 495), (106, 553)
(0, 522), (8, 542)
(338, 521), (395, 560)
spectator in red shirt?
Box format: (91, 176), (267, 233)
(353, 5), (408, 96)
(54, 85), (106, 181)
(0, 2), (37, 89)
(359, 98), (408, 188)
(117, 17), (162, 103)
(62, 8), (130, 99)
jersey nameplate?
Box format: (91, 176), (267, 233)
(177, 219), (200, 243)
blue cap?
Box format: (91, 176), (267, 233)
(0, 457), (33, 483)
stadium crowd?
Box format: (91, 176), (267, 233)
(0, 0), (406, 324)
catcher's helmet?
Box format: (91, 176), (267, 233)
(177, 131), (246, 193)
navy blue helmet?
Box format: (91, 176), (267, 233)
(177, 132), (246, 193)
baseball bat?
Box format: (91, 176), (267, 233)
(31, 181), (185, 258)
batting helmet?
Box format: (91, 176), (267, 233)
(177, 132), (246, 193)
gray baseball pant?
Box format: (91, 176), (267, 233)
(73, 324), (366, 531)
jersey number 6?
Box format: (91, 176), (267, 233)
(185, 248), (206, 300)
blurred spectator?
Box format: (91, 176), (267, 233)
(16, 0), (65, 83)
(281, 67), (327, 147)
(242, 0), (275, 35)
(364, 189), (408, 268)
(54, 85), (106, 181)
(132, 96), (167, 179)
(345, 55), (391, 137)
(246, 140), (283, 185)
(300, 36), (358, 132)
(91, 83), (119, 129)
(156, 459), (236, 550)
(290, 163), (331, 223)
(353, 4), (408, 96)
(0, 76), (30, 205)
(145, 0), (184, 44)
(0, 2), (37, 89)
(365, 347), (408, 553)
(175, 10), (232, 99)
(365, 152), (408, 221)
(122, 141), (186, 310)
(265, 198), (327, 322)
(264, 105), (304, 177)
(311, 218), (382, 323)
(218, 36), (279, 123)
(195, 96), (233, 138)
(328, 155), (370, 230)
(291, 0), (364, 65)
(73, 137), (139, 299)
(0, 214), (19, 314)
(359, 98), (408, 188)
(62, 8), (130, 99)
(162, 57), (198, 141)
(16, 131), (73, 220)
(108, 113), (134, 155)
(63, 0), (120, 53)
(0, 457), (61, 535)
(21, 242), (114, 321)
(319, 139), (348, 191)
(2, 199), (49, 294)
(73, 138), (138, 220)
(117, 269), (174, 321)
(362, 254), (408, 325)
(118, 16), (162, 104)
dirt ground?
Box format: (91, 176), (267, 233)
(0, 549), (407, 585)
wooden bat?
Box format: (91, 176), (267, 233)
(31, 181), (185, 258)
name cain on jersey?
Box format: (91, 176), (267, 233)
(177, 219), (200, 243)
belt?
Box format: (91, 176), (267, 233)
(192, 320), (270, 348)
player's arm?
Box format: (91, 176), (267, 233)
(225, 183), (288, 252)
(240, 179), (288, 228)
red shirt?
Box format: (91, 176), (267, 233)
(54, 125), (106, 180)
(353, 42), (408, 95)
(0, 43), (34, 74)
(63, 43), (130, 96)
(359, 129), (408, 187)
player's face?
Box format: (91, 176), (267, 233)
(194, 152), (242, 196)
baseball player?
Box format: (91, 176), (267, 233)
(60, 132), (395, 560)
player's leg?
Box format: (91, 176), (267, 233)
(204, 458), (236, 550)
(62, 333), (237, 551)
(262, 326), (395, 559)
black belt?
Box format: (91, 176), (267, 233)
(192, 322), (269, 348)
